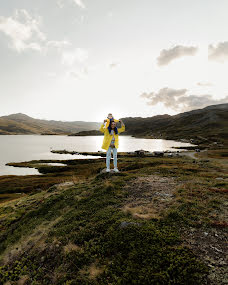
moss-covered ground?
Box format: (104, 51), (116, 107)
(0, 152), (227, 284)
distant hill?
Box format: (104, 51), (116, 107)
(1, 104), (227, 145)
(120, 103), (228, 145)
(0, 113), (100, 135)
(69, 130), (102, 136)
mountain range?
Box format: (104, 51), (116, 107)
(0, 113), (100, 135)
(0, 104), (227, 144)
(120, 103), (228, 144)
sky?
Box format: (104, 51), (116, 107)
(0, 0), (228, 122)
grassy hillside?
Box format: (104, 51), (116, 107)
(0, 113), (100, 135)
(0, 152), (227, 284)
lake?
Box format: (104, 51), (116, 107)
(0, 135), (194, 176)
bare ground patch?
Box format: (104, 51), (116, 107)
(121, 175), (178, 219)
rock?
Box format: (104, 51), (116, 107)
(210, 245), (223, 253)
(95, 170), (126, 180)
(99, 169), (125, 175)
(120, 221), (141, 228)
(154, 192), (173, 198)
(100, 168), (117, 174)
(218, 259), (227, 265)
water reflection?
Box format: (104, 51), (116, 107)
(0, 135), (194, 176)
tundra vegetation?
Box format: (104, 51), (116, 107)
(0, 149), (227, 284)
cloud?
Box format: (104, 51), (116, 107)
(61, 48), (89, 66)
(140, 87), (228, 112)
(73, 0), (86, 9)
(57, 0), (86, 9)
(57, 0), (64, 8)
(47, 40), (71, 50)
(107, 11), (113, 18)
(0, 8), (87, 66)
(197, 82), (213, 87)
(109, 62), (119, 69)
(46, 72), (58, 78)
(157, 45), (198, 66)
(68, 67), (88, 79)
(208, 41), (228, 62)
(0, 9), (46, 52)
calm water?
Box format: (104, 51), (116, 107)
(0, 135), (194, 176)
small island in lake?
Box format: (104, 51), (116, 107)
(68, 130), (103, 136)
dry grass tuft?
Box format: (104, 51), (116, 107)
(63, 242), (82, 253)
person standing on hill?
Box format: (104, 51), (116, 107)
(99, 119), (125, 172)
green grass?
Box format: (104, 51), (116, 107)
(0, 154), (227, 284)
(0, 177), (208, 284)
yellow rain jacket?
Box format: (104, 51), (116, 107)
(99, 123), (125, 150)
